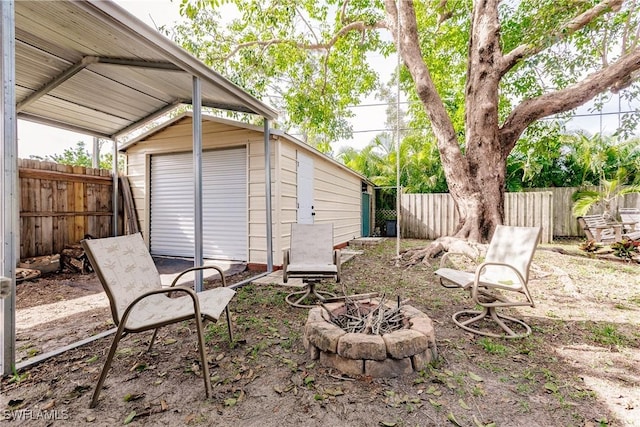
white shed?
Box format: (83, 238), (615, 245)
(121, 113), (374, 268)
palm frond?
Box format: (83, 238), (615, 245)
(572, 194), (602, 217)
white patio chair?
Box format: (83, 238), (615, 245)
(82, 233), (236, 408)
(578, 214), (640, 243)
(435, 225), (541, 338)
(282, 223), (341, 308)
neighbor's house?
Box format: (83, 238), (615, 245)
(120, 113), (374, 268)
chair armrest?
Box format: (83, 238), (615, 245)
(471, 261), (531, 308)
(591, 224), (617, 230)
(620, 222), (637, 232)
(119, 286), (201, 330)
(439, 251), (477, 269)
(169, 265), (227, 288)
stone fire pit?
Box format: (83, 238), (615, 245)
(303, 299), (438, 377)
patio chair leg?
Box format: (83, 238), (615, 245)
(225, 306), (233, 343)
(285, 281), (336, 309)
(148, 328), (159, 352)
(194, 316), (212, 398)
(90, 323), (127, 408)
(489, 309), (531, 338)
(452, 307), (531, 339)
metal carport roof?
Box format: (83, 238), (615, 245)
(14, 0), (277, 139)
(2, 0), (277, 375)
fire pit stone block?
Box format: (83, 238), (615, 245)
(409, 317), (435, 338)
(305, 321), (346, 353)
(302, 334), (320, 360)
(401, 305), (430, 319)
(383, 329), (429, 359)
(320, 352), (365, 376)
(337, 333), (386, 361)
(412, 348), (436, 371)
(365, 357), (413, 378)
(307, 307), (328, 323)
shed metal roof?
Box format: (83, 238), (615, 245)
(119, 112), (374, 185)
(14, 0), (277, 140)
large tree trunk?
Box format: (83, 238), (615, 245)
(387, 0), (506, 242)
(450, 0), (505, 241)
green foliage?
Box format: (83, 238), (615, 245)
(590, 323), (630, 347)
(8, 364), (28, 384)
(171, 0), (386, 142)
(29, 141), (122, 170)
(477, 338), (508, 355)
(610, 239), (640, 260)
(572, 178), (640, 217)
(337, 82), (446, 192)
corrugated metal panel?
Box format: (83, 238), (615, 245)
(13, 1), (277, 139)
(150, 148), (247, 260)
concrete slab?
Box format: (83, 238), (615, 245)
(152, 256), (246, 287)
(348, 237), (384, 248)
(252, 270), (304, 287)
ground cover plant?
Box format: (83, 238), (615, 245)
(2, 239), (639, 426)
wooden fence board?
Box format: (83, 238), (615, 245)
(18, 159), (114, 259)
(401, 192), (554, 243)
(401, 187), (640, 242)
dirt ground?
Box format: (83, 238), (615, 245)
(1, 238), (639, 426)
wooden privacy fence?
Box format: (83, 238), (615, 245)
(401, 192), (554, 243)
(527, 187), (640, 237)
(19, 159), (114, 259)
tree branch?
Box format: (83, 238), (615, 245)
(222, 20), (386, 61)
(500, 0), (624, 74)
(500, 46), (640, 149)
(339, 0), (349, 24)
(437, 0), (453, 24)
(295, 6), (321, 46)
(384, 0), (471, 200)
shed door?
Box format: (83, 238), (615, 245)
(297, 152), (314, 223)
(361, 192), (371, 237)
(150, 148), (247, 260)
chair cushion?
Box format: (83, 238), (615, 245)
(290, 224), (334, 265)
(124, 286), (236, 331)
(83, 234), (163, 321)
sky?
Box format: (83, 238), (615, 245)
(16, 0), (635, 159)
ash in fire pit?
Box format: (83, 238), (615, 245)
(303, 297), (438, 378)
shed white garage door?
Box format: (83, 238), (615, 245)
(150, 148), (247, 260)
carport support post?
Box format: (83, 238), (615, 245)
(92, 137), (100, 169)
(1, 0), (17, 375)
(192, 76), (204, 291)
(264, 120), (273, 272)
(112, 138), (119, 236)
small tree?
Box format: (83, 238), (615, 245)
(572, 177), (640, 219)
(30, 141), (122, 170)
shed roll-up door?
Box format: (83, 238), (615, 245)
(150, 148), (247, 260)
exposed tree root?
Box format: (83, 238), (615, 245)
(400, 236), (488, 267)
